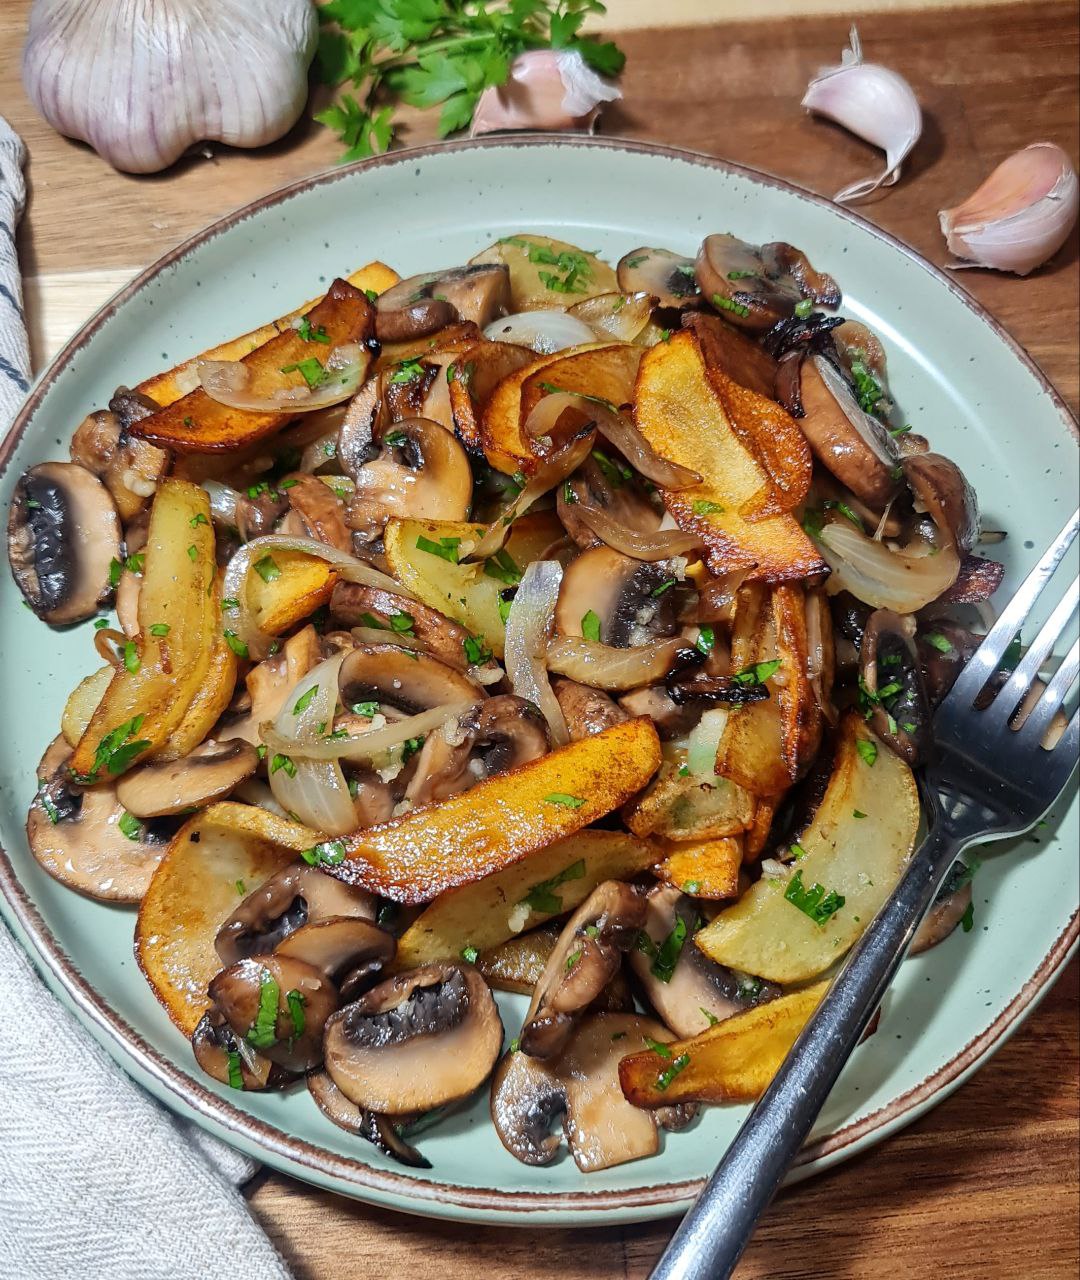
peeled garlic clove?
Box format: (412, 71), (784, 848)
(22, 0), (318, 175)
(802, 26), (922, 204)
(470, 49), (621, 136)
(939, 142), (1079, 276)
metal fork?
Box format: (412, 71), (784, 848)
(650, 510), (1080, 1280)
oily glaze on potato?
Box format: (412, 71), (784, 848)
(246, 550), (339, 637)
(655, 836), (742, 900)
(469, 235), (619, 311)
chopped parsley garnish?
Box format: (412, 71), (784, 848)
(565, 949), (583, 971)
(108, 558), (124, 589)
(591, 448), (632, 487)
(389, 357), (425, 384)
(126, 553), (145, 575)
(246, 972), (281, 1049)
(656, 1053), (691, 1092)
(93, 618), (109, 630)
(636, 930), (659, 960)
(960, 901), (975, 932)
(483, 548), (521, 585)
(852, 809), (868, 819)
(498, 595), (514, 625)
(383, 429), (407, 446)
(189, 512), (210, 530)
(460, 945), (479, 964)
(518, 858), (586, 915)
(301, 839), (346, 867)
(643, 1036), (672, 1059)
(562, 480), (578, 505)
(37, 782), (61, 825)
(784, 869), (846, 925)
(463, 633), (492, 666)
(297, 318), (330, 344)
(625, 254), (649, 269)
(692, 499), (726, 516)
(293, 685), (319, 715)
(794, 298), (814, 319)
(280, 357), (328, 388)
(650, 916), (687, 984)
(581, 609), (602, 643)
(802, 506), (825, 538)
(683, 881), (701, 895)
(733, 659), (782, 686)
(71, 714), (151, 783)
(186, 544), (198, 562)
(285, 989), (307, 1039)
(271, 753), (297, 778)
(924, 632), (954, 654)
(695, 625), (715, 657)
(544, 792), (585, 809)
(351, 700), (379, 718)
(849, 359), (884, 415)
(122, 641), (140, 675)
(790, 842), (808, 861)
(727, 269), (758, 280)
(651, 578), (676, 598)
(226, 1050), (244, 1090)
(254, 555), (282, 583)
(823, 498), (864, 530)
(659, 328), (673, 342)
(700, 1007), (721, 1026)
(117, 810), (142, 840)
(388, 610), (415, 635)
(182, 415), (195, 428)
(712, 294), (750, 318)
(235, 879), (246, 895)
(148, 622), (170, 637)
(856, 738), (879, 767)
(223, 630), (249, 659)
(222, 597), (240, 611)
(401, 735), (425, 762)
(416, 534), (461, 563)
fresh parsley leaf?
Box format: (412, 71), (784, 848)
(416, 534), (460, 563)
(692, 499), (726, 516)
(732, 659), (782, 686)
(301, 839), (346, 867)
(246, 972), (281, 1049)
(650, 916), (687, 984)
(656, 1052), (691, 1091)
(254, 555), (282, 583)
(581, 609), (602, 643)
(784, 869), (846, 926)
(856, 738), (879, 767)
(280, 357), (328, 389)
(518, 858), (586, 915)
(118, 810), (142, 840)
(483, 548), (521, 585)
(223, 630), (249, 659)
(544, 792), (585, 809)
(293, 685), (319, 716)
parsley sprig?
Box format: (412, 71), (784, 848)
(314, 0), (625, 160)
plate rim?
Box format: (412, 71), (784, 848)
(1, 134), (1076, 1222)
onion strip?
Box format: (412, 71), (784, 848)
(261, 701), (478, 762)
(197, 343), (371, 414)
(819, 520), (961, 613)
(504, 560), (568, 745)
(574, 502), (701, 561)
(546, 635), (688, 691)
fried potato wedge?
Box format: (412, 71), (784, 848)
(394, 828), (656, 970)
(744, 796), (781, 861)
(135, 262), (398, 409)
(656, 836), (742, 900)
(246, 550), (339, 636)
(135, 805), (305, 1034)
(330, 717), (662, 903)
(518, 342), (644, 424)
(383, 512), (563, 658)
(618, 981), (828, 1106)
(470, 235), (618, 310)
(70, 480), (216, 780)
(682, 312), (777, 401)
(697, 714), (919, 983)
(624, 753), (754, 842)
(448, 340), (537, 453)
(132, 280), (375, 454)
(152, 622), (238, 762)
(716, 584), (820, 798)
(477, 925), (560, 994)
(61, 665), (113, 749)
(480, 341), (617, 474)
(633, 331), (824, 580)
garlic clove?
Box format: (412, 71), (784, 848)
(470, 49), (621, 137)
(802, 26), (922, 204)
(939, 142), (1080, 276)
(22, 0), (318, 175)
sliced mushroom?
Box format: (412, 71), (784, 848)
(696, 234), (840, 333)
(115, 738), (258, 818)
(221, 625), (322, 746)
(307, 1069), (431, 1168)
(630, 885), (778, 1037)
(275, 917), (395, 984)
(27, 735), (171, 902)
(405, 695), (549, 807)
(491, 1012), (696, 1172)
(915, 621), (982, 706)
(859, 608), (931, 765)
(338, 643), (480, 722)
(902, 452), (980, 553)
(209, 953), (338, 1072)
(216, 861), (377, 967)
(9, 462), (121, 624)
(911, 880), (973, 955)
(375, 265), (510, 341)
(520, 880), (646, 1060)
(553, 677), (629, 740)
(283, 473), (353, 552)
(191, 1009), (293, 1091)
(797, 356), (900, 508)
(557, 456), (662, 552)
(555, 546), (682, 646)
(665, 675), (770, 707)
(617, 685), (700, 740)
(346, 417), (472, 540)
(324, 963), (503, 1114)
(70, 404), (169, 521)
(616, 247), (700, 310)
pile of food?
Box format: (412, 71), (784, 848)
(9, 231), (1000, 1172)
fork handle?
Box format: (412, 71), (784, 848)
(649, 821), (965, 1280)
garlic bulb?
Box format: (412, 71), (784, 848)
(939, 143), (1079, 276)
(802, 26), (922, 204)
(471, 49), (621, 137)
(22, 0), (318, 174)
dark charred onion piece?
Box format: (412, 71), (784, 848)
(762, 311), (846, 360)
(902, 452), (981, 553)
(616, 247), (700, 309)
(695, 234), (841, 333)
(666, 675), (771, 706)
(859, 609), (932, 765)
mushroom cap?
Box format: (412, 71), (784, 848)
(27, 735), (170, 902)
(555, 546), (681, 648)
(190, 1010), (293, 1092)
(216, 861), (377, 967)
(910, 880), (973, 955)
(70, 402), (168, 522)
(859, 608), (932, 766)
(8, 462), (121, 625)
(338, 643), (480, 717)
(616, 247), (699, 310)
(307, 1069), (432, 1168)
(274, 916), (395, 981)
(902, 451), (980, 553)
(375, 265), (510, 341)
(552, 677), (629, 741)
(116, 738), (258, 818)
(324, 962), (503, 1115)
(209, 953), (338, 1073)
(695, 234), (840, 333)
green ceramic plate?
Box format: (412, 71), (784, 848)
(0, 138), (1076, 1226)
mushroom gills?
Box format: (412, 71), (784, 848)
(307, 1070), (433, 1168)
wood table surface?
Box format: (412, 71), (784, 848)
(1, 1), (1077, 1276)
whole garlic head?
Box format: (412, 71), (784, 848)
(23, 0), (318, 174)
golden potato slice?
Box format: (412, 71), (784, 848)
(624, 754), (754, 842)
(333, 717), (662, 903)
(61, 665), (113, 749)
(655, 836), (742, 900)
(394, 828), (656, 970)
(245, 550), (338, 636)
(477, 926), (559, 994)
(470, 235), (618, 310)
(696, 714), (919, 983)
(151, 622), (238, 762)
(136, 262), (399, 409)
(618, 981), (828, 1106)
(634, 331), (824, 581)
(448, 339), (537, 454)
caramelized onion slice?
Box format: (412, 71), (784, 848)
(574, 503), (701, 562)
(547, 636), (689, 692)
(483, 310), (596, 354)
(505, 560), (568, 746)
(261, 701), (479, 763)
(818, 521), (961, 614)
(198, 343), (372, 413)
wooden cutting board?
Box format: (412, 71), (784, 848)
(0, 1), (1076, 1276)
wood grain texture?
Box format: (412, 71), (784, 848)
(0, 1), (1077, 1275)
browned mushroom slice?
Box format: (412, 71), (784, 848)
(115, 739), (258, 818)
(375, 265), (510, 341)
(338, 643), (480, 720)
(903, 452), (980, 553)
(324, 963), (503, 1114)
(629, 885), (779, 1037)
(346, 417), (473, 540)
(616, 247), (699, 309)
(307, 1069), (431, 1168)
(209, 953), (338, 1073)
(282, 473), (353, 552)
(859, 608), (932, 765)
(274, 917), (395, 985)
(552, 678), (629, 741)
(27, 735), (171, 902)
(216, 861), (377, 967)
(911, 858), (978, 954)
(557, 456), (664, 554)
(695, 234), (840, 333)
(519, 881), (646, 1059)
(491, 1012), (696, 1172)
(405, 695), (549, 807)
(555, 546), (682, 647)
(69, 404), (169, 521)
(9, 462), (121, 625)
(191, 1009), (294, 1091)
